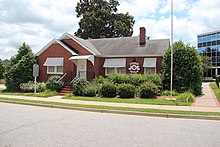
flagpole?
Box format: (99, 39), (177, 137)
(170, 0), (173, 98)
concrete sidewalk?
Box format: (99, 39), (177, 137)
(0, 88), (220, 113)
(192, 83), (220, 112)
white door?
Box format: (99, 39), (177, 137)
(76, 59), (87, 79)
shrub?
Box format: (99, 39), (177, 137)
(215, 75), (220, 88)
(117, 83), (136, 98)
(100, 82), (117, 98)
(72, 78), (89, 96)
(162, 90), (179, 96)
(20, 81), (45, 92)
(108, 73), (162, 87)
(85, 85), (97, 97)
(162, 41), (203, 96)
(139, 81), (159, 98)
(46, 76), (64, 92)
(39, 90), (58, 97)
(176, 92), (195, 103)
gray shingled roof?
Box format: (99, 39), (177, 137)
(88, 36), (170, 57)
(67, 34), (102, 56)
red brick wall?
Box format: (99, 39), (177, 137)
(38, 43), (76, 84)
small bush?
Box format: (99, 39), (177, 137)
(72, 78), (89, 96)
(176, 92), (195, 103)
(139, 81), (159, 99)
(46, 76), (64, 92)
(162, 90), (179, 96)
(100, 82), (117, 98)
(85, 85), (97, 97)
(39, 90), (58, 97)
(108, 73), (162, 86)
(118, 84), (136, 98)
(20, 81), (46, 92)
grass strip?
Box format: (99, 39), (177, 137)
(210, 82), (220, 102)
(0, 97), (219, 116)
(0, 89), (57, 98)
(64, 95), (191, 106)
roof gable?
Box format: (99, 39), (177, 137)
(36, 38), (78, 56)
(59, 33), (102, 56)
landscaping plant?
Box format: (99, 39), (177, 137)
(46, 76), (64, 92)
(117, 83), (136, 98)
(139, 81), (159, 98)
(100, 81), (117, 98)
(162, 41), (203, 95)
(72, 78), (89, 96)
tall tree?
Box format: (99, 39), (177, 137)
(162, 41), (203, 96)
(0, 59), (4, 79)
(200, 55), (212, 73)
(4, 43), (36, 91)
(75, 0), (135, 39)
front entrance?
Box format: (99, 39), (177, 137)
(76, 59), (87, 79)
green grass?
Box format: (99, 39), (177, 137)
(64, 94), (192, 106)
(0, 97), (219, 116)
(0, 89), (57, 98)
(210, 82), (220, 102)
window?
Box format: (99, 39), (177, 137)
(117, 67), (126, 74)
(47, 66), (63, 74)
(106, 68), (115, 75)
(144, 67), (156, 74)
(105, 67), (126, 75)
(57, 66), (63, 73)
(48, 66), (55, 73)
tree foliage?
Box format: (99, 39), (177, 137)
(0, 59), (4, 79)
(162, 41), (203, 96)
(200, 55), (212, 73)
(75, 0), (135, 39)
(4, 43), (36, 91)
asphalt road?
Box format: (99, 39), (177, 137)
(0, 103), (220, 147)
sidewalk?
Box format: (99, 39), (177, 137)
(192, 83), (220, 112)
(0, 90), (220, 112)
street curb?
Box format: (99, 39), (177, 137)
(0, 100), (220, 121)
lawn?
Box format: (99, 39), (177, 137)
(0, 97), (219, 116)
(64, 94), (192, 106)
(0, 89), (57, 98)
(210, 82), (220, 102)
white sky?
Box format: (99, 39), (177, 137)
(0, 0), (220, 59)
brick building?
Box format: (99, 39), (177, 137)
(36, 27), (170, 84)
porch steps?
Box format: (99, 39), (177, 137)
(58, 86), (72, 96)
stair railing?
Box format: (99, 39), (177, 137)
(57, 73), (67, 83)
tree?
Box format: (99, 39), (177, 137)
(75, 0), (135, 39)
(0, 59), (4, 79)
(4, 43), (36, 91)
(200, 55), (212, 73)
(162, 41), (203, 96)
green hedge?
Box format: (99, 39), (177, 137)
(117, 83), (136, 98)
(108, 73), (162, 86)
(72, 78), (89, 96)
(139, 81), (159, 99)
(46, 76), (64, 92)
(100, 82), (117, 98)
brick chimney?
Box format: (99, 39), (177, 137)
(139, 27), (146, 46)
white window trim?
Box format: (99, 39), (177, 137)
(144, 67), (156, 74)
(105, 67), (126, 76)
(47, 66), (63, 75)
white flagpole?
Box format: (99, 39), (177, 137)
(170, 0), (173, 98)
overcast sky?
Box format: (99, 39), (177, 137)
(0, 0), (220, 60)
